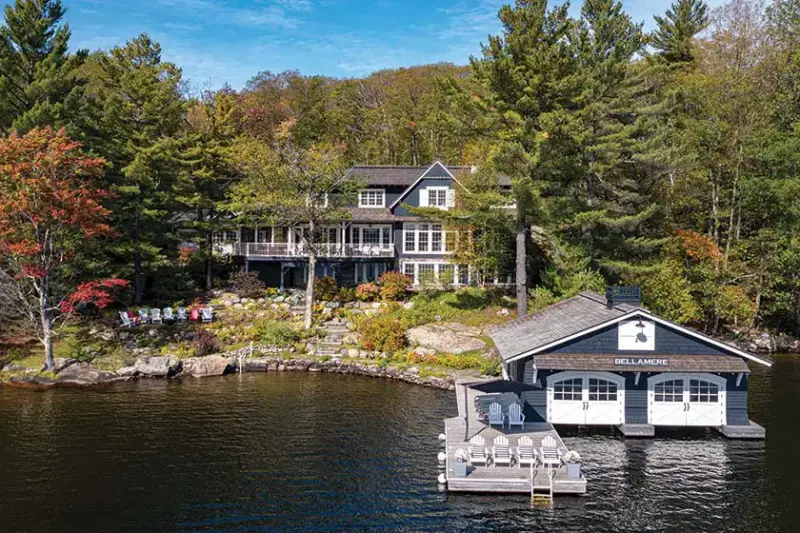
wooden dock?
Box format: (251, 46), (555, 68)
(443, 380), (587, 495)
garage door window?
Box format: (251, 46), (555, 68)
(654, 380), (683, 402)
(689, 380), (719, 403)
(553, 378), (582, 401)
(588, 378), (618, 401)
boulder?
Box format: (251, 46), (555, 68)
(181, 355), (233, 377)
(118, 366), (138, 377)
(413, 346), (436, 357)
(53, 357), (78, 372)
(405, 322), (486, 354)
(57, 362), (118, 385)
(133, 356), (182, 377)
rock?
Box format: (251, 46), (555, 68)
(52, 358), (79, 372)
(497, 308), (510, 317)
(89, 326), (116, 342)
(363, 309), (378, 317)
(274, 296), (285, 303)
(1, 362), (29, 373)
(372, 302), (382, 309)
(403, 301), (414, 310)
(57, 362), (118, 385)
(413, 346), (435, 356)
(321, 307), (333, 316)
(405, 323), (486, 354)
(147, 328), (159, 337)
(341, 332), (362, 345)
(133, 356), (182, 377)
(182, 355), (233, 377)
(407, 366), (420, 375)
(233, 303), (244, 310)
(118, 366), (138, 377)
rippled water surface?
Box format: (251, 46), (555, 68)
(1, 358), (798, 533)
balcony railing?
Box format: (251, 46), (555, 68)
(227, 242), (395, 259)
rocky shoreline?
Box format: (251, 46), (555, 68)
(0, 353), (457, 391)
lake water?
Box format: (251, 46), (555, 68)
(0, 358), (798, 533)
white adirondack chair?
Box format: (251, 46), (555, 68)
(516, 436), (537, 468)
(176, 307), (188, 322)
(162, 307), (175, 322)
(119, 311), (135, 328)
(508, 402), (525, 429)
(150, 308), (162, 324)
(138, 309), (150, 324)
(492, 435), (512, 467)
(201, 307), (213, 323)
(488, 402), (505, 428)
(540, 435), (562, 471)
(468, 435), (489, 466)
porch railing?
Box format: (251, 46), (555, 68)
(229, 242), (395, 258)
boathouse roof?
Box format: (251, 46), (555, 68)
(488, 291), (771, 367)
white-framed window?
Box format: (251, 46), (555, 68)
(400, 262), (472, 286)
(403, 223), (453, 254)
(355, 262), (389, 283)
(359, 189), (385, 208)
(350, 225), (393, 250)
(421, 186), (454, 210)
(362, 228), (380, 245)
(213, 231), (237, 243)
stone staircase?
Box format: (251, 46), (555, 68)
(310, 318), (349, 356)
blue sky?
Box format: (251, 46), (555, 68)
(43, 0), (724, 92)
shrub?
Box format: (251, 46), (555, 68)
(337, 286), (356, 302)
(358, 316), (406, 352)
(193, 329), (220, 357)
(379, 271), (410, 301)
(254, 319), (302, 346)
(314, 276), (339, 301)
(356, 282), (380, 302)
(230, 270), (265, 299)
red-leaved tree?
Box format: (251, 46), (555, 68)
(0, 128), (128, 370)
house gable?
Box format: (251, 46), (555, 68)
(389, 161), (462, 212)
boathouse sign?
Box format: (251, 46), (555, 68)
(613, 357), (669, 367)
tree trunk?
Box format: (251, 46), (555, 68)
(304, 220), (316, 331)
(516, 216), (527, 317)
(40, 278), (54, 371)
(134, 249), (144, 305)
(205, 229), (213, 291)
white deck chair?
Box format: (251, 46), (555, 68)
(516, 436), (537, 468)
(508, 402), (525, 429)
(119, 311), (135, 328)
(150, 308), (162, 324)
(176, 307), (187, 322)
(488, 402), (505, 428)
(540, 435), (562, 471)
(201, 307), (213, 323)
(162, 307), (175, 322)
(468, 435), (489, 467)
(492, 435), (512, 467)
(138, 309), (150, 324)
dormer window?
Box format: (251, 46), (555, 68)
(422, 186), (454, 210)
(359, 189), (385, 208)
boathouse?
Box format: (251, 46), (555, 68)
(488, 288), (771, 438)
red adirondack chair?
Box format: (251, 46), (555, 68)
(189, 307), (201, 322)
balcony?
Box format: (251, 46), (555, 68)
(226, 242), (396, 259)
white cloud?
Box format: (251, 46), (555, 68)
(156, 0), (305, 29)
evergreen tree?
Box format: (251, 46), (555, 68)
(651, 0), (710, 62)
(0, 0), (87, 135)
(89, 34), (187, 304)
(470, 0), (578, 316)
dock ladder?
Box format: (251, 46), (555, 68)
(530, 463), (555, 506)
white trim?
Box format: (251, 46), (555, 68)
(402, 222), (452, 255)
(388, 160), (469, 209)
(546, 371), (625, 426)
(504, 309), (771, 367)
(425, 186), (450, 210)
(358, 188), (386, 208)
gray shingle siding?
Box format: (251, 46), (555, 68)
(521, 390), (547, 422)
(624, 374), (648, 424)
(392, 177), (453, 217)
(726, 374), (749, 426)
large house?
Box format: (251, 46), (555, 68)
(488, 288), (771, 437)
(214, 161), (512, 289)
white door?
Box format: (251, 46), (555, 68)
(686, 378), (725, 426)
(648, 374), (726, 427)
(548, 372), (625, 425)
(548, 377), (586, 424)
(585, 376), (624, 425)
(649, 378), (687, 426)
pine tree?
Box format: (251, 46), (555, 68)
(89, 34), (187, 304)
(651, 0), (710, 63)
(470, 0), (578, 316)
(0, 0), (87, 135)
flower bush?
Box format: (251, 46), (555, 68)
(378, 271), (410, 301)
(564, 450), (581, 463)
(356, 282), (380, 302)
(193, 329), (220, 357)
(358, 315), (406, 352)
(254, 319), (302, 346)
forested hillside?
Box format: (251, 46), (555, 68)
(1, 0), (799, 341)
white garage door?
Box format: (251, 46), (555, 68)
(648, 374), (726, 427)
(547, 372), (625, 425)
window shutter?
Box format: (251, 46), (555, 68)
(420, 188), (429, 207)
(446, 189), (456, 208)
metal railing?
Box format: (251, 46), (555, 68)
(230, 242), (395, 258)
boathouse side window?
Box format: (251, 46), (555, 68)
(553, 378), (582, 401)
(689, 380), (719, 403)
(654, 380), (683, 402)
(588, 378), (618, 401)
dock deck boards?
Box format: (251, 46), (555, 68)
(444, 380), (587, 494)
